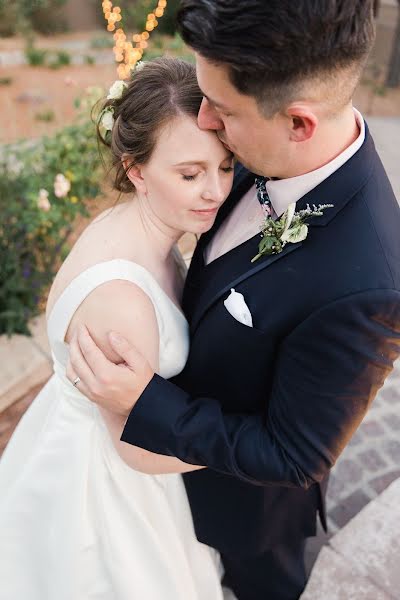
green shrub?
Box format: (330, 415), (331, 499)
(0, 1), (19, 36)
(84, 55), (96, 66)
(34, 109), (56, 122)
(25, 45), (72, 69)
(25, 46), (48, 66)
(0, 88), (104, 336)
(0, 0), (68, 36)
(54, 50), (71, 66)
(22, 0), (68, 35)
(90, 35), (115, 50)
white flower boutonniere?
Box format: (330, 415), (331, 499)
(251, 202), (334, 263)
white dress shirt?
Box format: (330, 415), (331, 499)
(205, 109), (365, 264)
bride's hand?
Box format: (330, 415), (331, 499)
(66, 325), (154, 417)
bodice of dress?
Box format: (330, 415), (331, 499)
(46, 258), (190, 395)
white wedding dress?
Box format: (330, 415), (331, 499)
(0, 259), (227, 600)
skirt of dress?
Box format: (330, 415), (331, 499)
(0, 376), (225, 600)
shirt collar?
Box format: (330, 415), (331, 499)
(266, 108), (365, 218)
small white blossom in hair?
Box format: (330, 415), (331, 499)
(134, 61), (145, 72)
(107, 79), (128, 100)
(100, 107), (115, 131)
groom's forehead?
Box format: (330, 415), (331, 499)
(196, 53), (254, 111)
(195, 54), (242, 104)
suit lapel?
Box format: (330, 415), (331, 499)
(187, 125), (376, 334)
(190, 233), (303, 334)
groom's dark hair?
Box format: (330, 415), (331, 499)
(177, 0), (376, 115)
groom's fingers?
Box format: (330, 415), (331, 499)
(67, 331), (99, 392)
(77, 325), (115, 380)
(108, 331), (148, 372)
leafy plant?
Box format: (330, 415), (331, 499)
(34, 109), (56, 122)
(0, 88), (105, 336)
(0, 0), (67, 36)
(48, 50), (71, 69)
(90, 35), (115, 50)
(25, 46), (48, 66)
(84, 55), (96, 66)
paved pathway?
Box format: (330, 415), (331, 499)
(368, 117), (400, 199)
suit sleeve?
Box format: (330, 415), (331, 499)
(121, 289), (400, 488)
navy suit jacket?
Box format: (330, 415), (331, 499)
(122, 125), (400, 556)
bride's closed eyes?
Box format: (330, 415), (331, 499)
(182, 165), (234, 182)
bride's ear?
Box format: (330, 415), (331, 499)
(123, 158), (147, 194)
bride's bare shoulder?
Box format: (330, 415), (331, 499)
(46, 201), (133, 318)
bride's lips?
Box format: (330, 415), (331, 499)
(191, 208), (219, 217)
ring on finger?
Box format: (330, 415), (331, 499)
(72, 376), (81, 387)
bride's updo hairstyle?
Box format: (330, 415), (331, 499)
(97, 57), (203, 194)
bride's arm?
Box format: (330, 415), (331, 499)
(66, 279), (205, 474)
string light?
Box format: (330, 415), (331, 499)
(102, 1), (168, 79)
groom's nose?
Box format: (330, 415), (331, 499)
(198, 97), (224, 131)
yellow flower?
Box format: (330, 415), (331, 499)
(65, 170), (75, 182)
(70, 196), (79, 204)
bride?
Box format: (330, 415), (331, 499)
(0, 57), (234, 599)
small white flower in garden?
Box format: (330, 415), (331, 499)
(100, 109), (114, 131)
(64, 76), (77, 87)
(37, 188), (51, 212)
(54, 173), (71, 198)
(107, 79), (128, 100)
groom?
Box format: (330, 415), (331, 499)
(68, 1), (400, 598)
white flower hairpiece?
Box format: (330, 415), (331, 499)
(107, 79), (128, 100)
(99, 79), (128, 132)
(99, 63), (145, 133)
(100, 107), (115, 131)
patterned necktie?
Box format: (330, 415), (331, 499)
(255, 176), (272, 217)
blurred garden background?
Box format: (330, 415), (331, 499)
(1, 1), (400, 593)
(0, 0), (192, 336)
(0, 0), (399, 337)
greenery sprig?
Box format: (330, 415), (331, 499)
(251, 203), (334, 263)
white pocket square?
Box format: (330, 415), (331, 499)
(223, 288), (253, 328)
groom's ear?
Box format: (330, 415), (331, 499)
(286, 105), (318, 143)
(123, 159), (147, 194)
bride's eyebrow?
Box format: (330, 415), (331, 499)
(173, 161), (206, 167)
(173, 154), (232, 168)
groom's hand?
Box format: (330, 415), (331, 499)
(66, 325), (154, 417)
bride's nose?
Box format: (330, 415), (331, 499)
(201, 177), (225, 205)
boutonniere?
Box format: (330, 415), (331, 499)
(251, 202), (334, 263)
